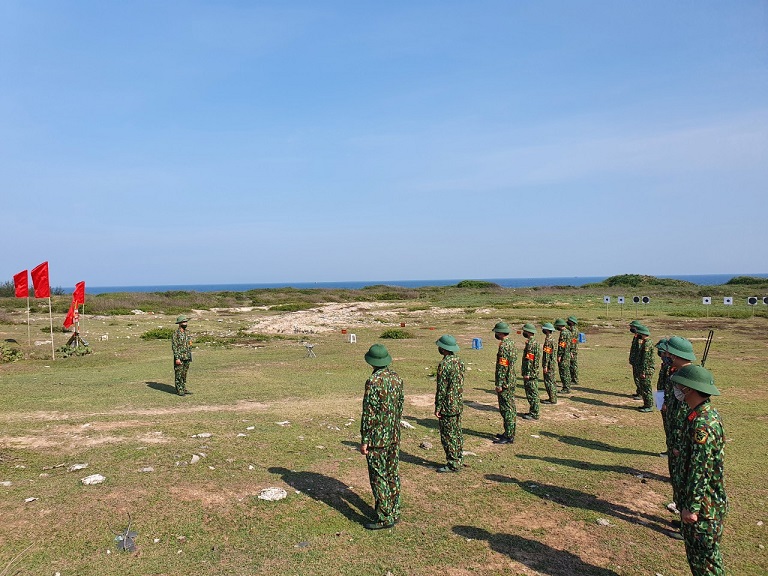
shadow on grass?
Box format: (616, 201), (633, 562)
(268, 467), (375, 525)
(146, 381), (178, 395)
(578, 386), (633, 399)
(464, 400), (498, 412)
(340, 441), (443, 469)
(516, 454), (668, 483)
(567, 396), (639, 410)
(452, 525), (620, 576)
(405, 416), (496, 441)
(538, 431), (660, 457)
(484, 474), (673, 536)
(472, 386), (498, 395)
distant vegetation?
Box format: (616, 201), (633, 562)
(455, 280), (501, 288)
(725, 276), (768, 285)
(587, 274), (695, 288)
(141, 327), (175, 340)
(380, 328), (414, 339)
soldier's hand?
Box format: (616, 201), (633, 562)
(175, 358), (181, 365)
(434, 409), (441, 419)
(495, 387), (502, 393)
(360, 443), (368, 455)
(523, 376), (529, 381)
(681, 508), (698, 524)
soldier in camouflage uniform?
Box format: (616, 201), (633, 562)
(360, 343), (405, 530)
(540, 323), (557, 404)
(172, 315), (192, 396)
(671, 364), (727, 575)
(655, 338), (670, 438)
(554, 319), (572, 394)
(491, 322), (517, 445)
(634, 324), (655, 412)
(520, 323), (541, 420)
(628, 320), (643, 398)
(566, 316), (579, 386)
(663, 336), (696, 538)
(434, 335), (465, 472)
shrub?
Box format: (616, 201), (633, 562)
(0, 343), (22, 363)
(271, 303), (315, 312)
(725, 276), (768, 285)
(141, 327), (175, 340)
(456, 280), (500, 288)
(56, 344), (92, 358)
(380, 328), (414, 339)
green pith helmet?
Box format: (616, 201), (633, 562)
(554, 318), (567, 328)
(635, 324), (650, 336)
(175, 315), (189, 324)
(522, 323), (536, 334)
(492, 321), (511, 334)
(435, 334), (460, 352)
(541, 322), (555, 332)
(655, 338), (668, 352)
(630, 320), (643, 328)
(670, 364), (720, 396)
(666, 336), (696, 362)
(567, 316), (578, 325)
(364, 343), (392, 367)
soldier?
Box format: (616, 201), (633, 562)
(520, 323), (541, 420)
(554, 318), (572, 394)
(360, 343), (405, 530)
(663, 336), (696, 537)
(671, 364), (727, 575)
(434, 334), (465, 472)
(655, 338), (670, 439)
(172, 315), (192, 396)
(566, 316), (579, 386)
(491, 322), (517, 445)
(628, 319), (643, 398)
(635, 324), (655, 412)
(540, 322), (558, 404)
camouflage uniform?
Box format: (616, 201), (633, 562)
(637, 337), (655, 410)
(521, 335), (541, 418)
(361, 366), (405, 525)
(495, 338), (518, 439)
(665, 368), (689, 507)
(435, 353), (465, 470)
(629, 334), (641, 396)
(172, 325), (192, 396)
(557, 326), (573, 392)
(541, 333), (557, 403)
(680, 400), (727, 575)
(567, 322), (579, 386)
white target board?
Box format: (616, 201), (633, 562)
(617, 296), (625, 304)
(603, 296), (610, 304)
(702, 297), (711, 305)
(723, 297), (733, 306)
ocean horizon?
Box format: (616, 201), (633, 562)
(85, 273), (768, 295)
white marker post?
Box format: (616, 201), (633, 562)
(702, 296), (711, 317)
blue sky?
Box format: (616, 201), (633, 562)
(2, 1), (767, 287)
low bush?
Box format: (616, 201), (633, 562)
(380, 328), (414, 339)
(141, 327), (175, 340)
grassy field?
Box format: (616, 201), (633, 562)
(0, 283), (766, 575)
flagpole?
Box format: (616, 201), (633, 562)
(26, 296), (31, 347)
(48, 297), (55, 360)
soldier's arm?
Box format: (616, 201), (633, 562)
(684, 424), (716, 517)
(360, 379), (378, 446)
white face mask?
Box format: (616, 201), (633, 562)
(673, 385), (686, 402)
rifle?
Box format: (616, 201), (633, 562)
(701, 330), (714, 367)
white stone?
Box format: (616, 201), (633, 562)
(400, 420), (415, 429)
(597, 518), (612, 526)
(258, 487), (288, 501)
(190, 455), (200, 464)
(81, 474), (106, 485)
(192, 432), (212, 438)
(275, 421), (291, 426)
(68, 463), (89, 472)
(1, 481), (12, 487)
(25, 497), (38, 503)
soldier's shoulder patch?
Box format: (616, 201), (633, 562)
(694, 428), (709, 445)
(498, 357), (509, 367)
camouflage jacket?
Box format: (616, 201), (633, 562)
(557, 328), (572, 361)
(541, 334), (555, 372)
(172, 327), (192, 361)
(360, 367), (405, 448)
(637, 337), (655, 378)
(521, 336), (540, 379)
(665, 365), (690, 450)
(680, 400), (727, 519)
(569, 327), (579, 355)
(629, 334), (640, 365)
(656, 363), (669, 392)
(495, 338), (517, 390)
(435, 353), (465, 416)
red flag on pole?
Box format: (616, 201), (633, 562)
(73, 281), (85, 305)
(63, 299), (76, 328)
(13, 270), (29, 298)
(31, 262), (50, 298)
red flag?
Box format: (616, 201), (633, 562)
(63, 299), (76, 329)
(73, 281), (85, 305)
(31, 262), (50, 298)
(13, 270), (28, 298)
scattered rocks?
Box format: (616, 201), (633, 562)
(258, 487), (288, 501)
(419, 441), (433, 450)
(81, 474), (106, 485)
(275, 421), (291, 427)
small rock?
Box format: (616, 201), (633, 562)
(39, 473), (50, 478)
(153, 538), (160, 544)
(400, 420), (415, 429)
(316, 445), (325, 449)
(68, 463), (89, 472)
(419, 441), (433, 450)
(141, 467), (154, 473)
(530, 434), (540, 439)
(597, 518), (612, 526)
(246, 426), (255, 430)
(25, 497), (38, 503)
(190, 455), (201, 464)
(1, 481), (12, 487)
(192, 432), (212, 438)
(295, 541), (310, 548)
(759, 544), (764, 550)
(81, 474), (106, 485)
(237, 433), (247, 437)
(208, 466), (215, 470)
(275, 421), (291, 427)
(248, 465), (255, 470)
(258, 487), (288, 501)
(757, 521), (764, 526)
(462, 451), (477, 457)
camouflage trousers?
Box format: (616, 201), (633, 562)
(558, 357), (572, 392)
(523, 378), (540, 418)
(174, 361), (190, 395)
(638, 376), (653, 409)
(496, 387), (516, 439)
(438, 414), (463, 470)
(570, 351), (579, 385)
(632, 364), (641, 395)
(543, 369), (558, 403)
(366, 444), (401, 524)
(682, 517), (725, 576)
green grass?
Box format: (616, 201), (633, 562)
(0, 286), (766, 575)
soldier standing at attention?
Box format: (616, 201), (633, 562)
(540, 323), (558, 405)
(491, 322), (517, 445)
(628, 320), (643, 398)
(360, 344), (405, 530)
(172, 315), (192, 396)
(566, 316), (579, 386)
(554, 319), (572, 394)
(635, 324), (655, 412)
(655, 338), (670, 438)
(520, 323), (541, 421)
(434, 335), (466, 472)
(671, 364), (727, 575)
